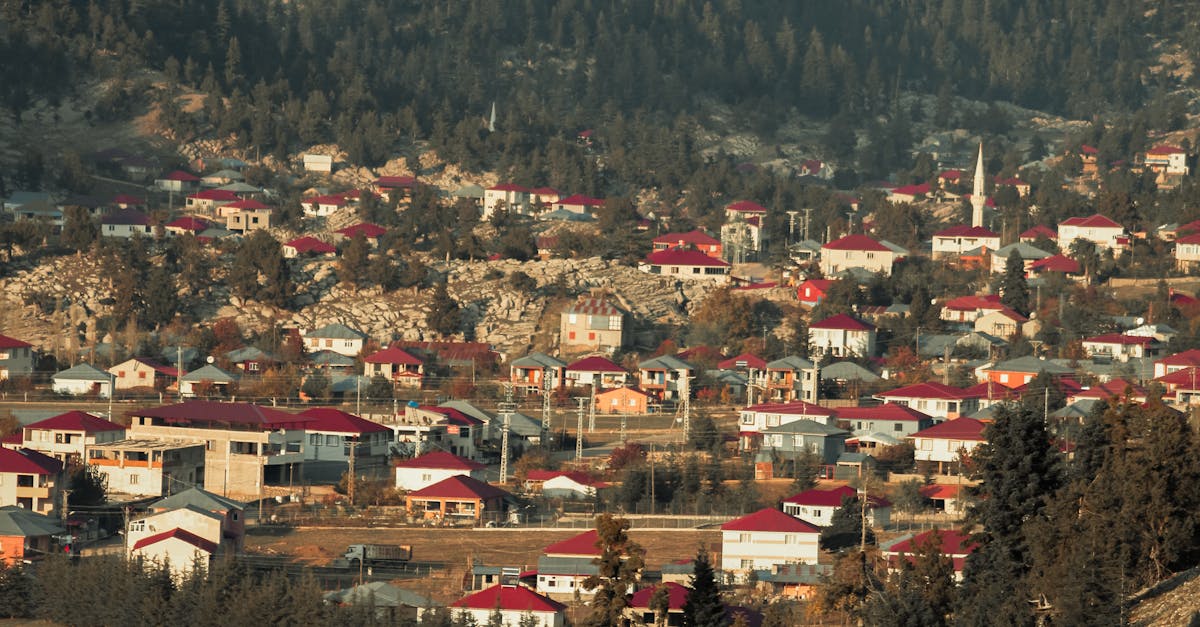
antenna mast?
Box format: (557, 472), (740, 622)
(498, 383), (515, 484)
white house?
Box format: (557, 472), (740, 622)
(394, 451), (487, 491)
(808, 313), (877, 359)
(1080, 333), (1158, 362)
(1058, 214), (1127, 252)
(303, 154), (333, 173)
(875, 382), (976, 421)
(737, 400), (837, 451)
(781, 485), (892, 527)
(638, 249), (731, 283)
(51, 364), (115, 398)
(100, 208), (153, 238)
(564, 356), (629, 389)
(931, 225), (1001, 259)
(720, 507), (821, 583)
(450, 584), (566, 627)
(1176, 233), (1200, 271)
(303, 323), (369, 357)
(820, 234), (904, 277)
(19, 411), (125, 464)
(0, 334), (33, 381)
(483, 183), (531, 219)
(524, 471), (608, 500)
(909, 418), (987, 473)
(536, 529), (601, 598)
(86, 439), (206, 498)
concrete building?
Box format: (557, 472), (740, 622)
(51, 364), (116, 398)
(87, 439), (206, 498)
(0, 448), (62, 514)
(560, 297), (629, 352)
(0, 334), (34, 380)
(297, 408), (392, 482)
(721, 508), (820, 583)
(19, 411), (125, 464)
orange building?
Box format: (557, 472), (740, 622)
(594, 387), (652, 414)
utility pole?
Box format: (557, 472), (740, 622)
(804, 207), (812, 242)
(498, 384), (515, 484)
(574, 397), (587, 462)
(681, 372), (691, 443)
(348, 434), (356, 506)
(587, 384), (596, 433)
(542, 367), (553, 446)
(60, 489), (72, 527)
(177, 345), (184, 400)
(786, 210), (800, 248)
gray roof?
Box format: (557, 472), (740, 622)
(766, 355), (814, 370)
(502, 412), (544, 438)
(819, 361), (881, 382)
(837, 452), (875, 465)
(324, 582), (436, 608)
(540, 208), (595, 222)
(537, 555), (599, 576)
(306, 323), (368, 340)
(763, 419), (849, 437)
(152, 487), (244, 513)
(852, 432), (901, 446)
(707, 370), (749, 386)
(1056, 358), (1154, 382)
(161, 347), (200, 366)
(0, 506), (66, 537)
(198, 226), (235, 239)
(181, 364), (239, 383)
(968, 404), (1011, 420)
(225, 346), (276, 363)
(53, 363), (114, 382)
(216, 182), (261, 193)
(330, 375), (372, 394)
(311, 350), (356, 367)
(639, 355), (694, 371)
(511, 352), (567, 369)
(1052, 399), (1104, 419)
(451, 184), (485, 199)
(993, 242), (1052, 261)
(990, 356), (1074, 375)
(918, 334), (962, 358)
(880, 240), (910, 256)
(438, 400), (494, 423)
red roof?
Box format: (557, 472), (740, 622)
(566, 356), (626, 373)
(1158, 349), (1200, 368)
(127, 357), (179, 377)
(934, 225), (999, 238)
(961, 381), (1021, 401)
(652, 230), (720, 247)
(718, 353), (767, 370)
(129, 401), (313, 430)
(0, 334), (31, 349)
(891, 182), (930, 197)
(810, 313), (875, 331)
(543, 529), (600, 556)
(531, 187), (561, 196)
(487, 183), (529, 193)
(909, 417), (987, 441)
(285, 236), (336, 255)
(643, 249), (730, 267)
(394, 451), (485, 471)
(1060, 214), (1122, 229)
(1019, 225), (1057, 240)
(783, 485), (891, 508)
(336, 223), (387, 239)
(942, 294), (1003, 312)
(726, 200), (767, 213)
(993, 176), (1027, 187)
(1155, 367), (1200, 388)
(0, 433), (20, 445)
(1029, 254), (1080, 274)
(721, 507), (821, 533)
(416, 406), (481, 426)
(297, 408), (390, 434)
(112, 194), (145, 205)
(222, 199), (269, 210)
(375, 175), (416, 188)
(162, 170), (200, 182)
(1177, 233), (1200, 245)
(187, 189), (240, 201)
(1079, 144), (1099, 155)
(556, 194), (604, 207)
(100, 208), (151, 226)
(451, 584), (566, 613)
(823, 234), (890, 252)
(1148, 145), (1186, 156)
(1083, 334), (1154, 347)
(918, 484), (962, 500)
(743, 400), (836, 417)
(131, 527), (218, 554)
(165, 217), (210, 232)
(25, 411), (123, 433)
(880, 381), (969, 401)
(629, 582), (690, 610)
(1074, 379), (1146, 400)
(364, 347), (423, 365)
(407, 474), (509, 500)
(886, 529), (977, 559)
(939, 170), (962, 181)
(0, 448), (63, 475)
(834, 403), (931, 422)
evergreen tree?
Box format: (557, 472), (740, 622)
(681, 547), (724, 627)
(61, 205), (98, 252)
(581, 514), (645, 627)
(999, 253), (1030, 316)
(337, 232), (370, 289)
(819, 497), (875, 552)
(426, 281), (462, 338)
(141, 265), (179, 328)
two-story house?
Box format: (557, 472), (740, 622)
(834, 403), (935, 438)
(874, 382), (977, 421)
(1080, 333), (1159, 363)
(536, 529), (601, 598)
(931, 225), (1001, 259)
(126, 401), (310, 498)
(637, 355), (695, 402)
(1143, 145), (1190, 188)
(820, 234), (904, 277)
(909, 418), (988, 474)
(303, 323), (369, 357)
(482, 183), (531, 219)
(19, 411), (125, 464)
(363, 347), (425, 388)
(510, 352), (566, 395)
(809, 314), (877, 359)
(651, 230), (723, 259)
(981, 355), (1075, 389)
(297, 408), (392, 481)
(738, 400), (837, 451)
(86, 438), (206, 498)
(564, 356), (629, 389)
(0, 334), (34, 380)
(1058, 214), (1127, 253)
(721, 508), (820, 583)
(394, 451), (487, 492)
(560, 297), (629, 351)
(0, 448), (62, 514)
(109, 357), (179, 391)
(763, 355), (819, 402)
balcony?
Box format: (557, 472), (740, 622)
(16, 486), (51, 500)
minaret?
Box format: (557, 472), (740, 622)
(971, 142), (986, 228)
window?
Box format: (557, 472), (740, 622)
(568, 313), (577, 324)
(325, 340), (333, 348)
(588, 332), (596, 341)
(568, 332), (576, 340)
(55, 433), (65, 444)
(894, 423), (904, 432)
(129, 475), (139, 485)
(920, 439), (932, 450)
(325, 435), (339, 447)
(785, 534), (798, 544)
(738, 533), (751, 543)
(139, 371), (147, 379)
(309, 434), (320, 446)
(421, 473), (432, 482)
(740, 559), (753, 569)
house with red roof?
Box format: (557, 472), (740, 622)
(164, 216), (211, 237)
(126, 401), (311, 497)
(283, 236), (337, 259)
(552, 194), (604, 216)
(722, 201), (768, 261)
(809, 313), (877, 359)
(297, 408), (391, 480)
(738, 400), (837, 451)
(405, 474), (509, 524)
(372, 175), (417, 202)
(1076, 144), (1100, 177)
(394, 451), (486, 491)
(721, 508), (820, 582)
(931, 225), (1001, 259)
(882, 529), (978, 580)
(560, 296), (629, 351)
(834, 403), (934, 438)
(335, 222), (387, 244)
(1175, 232), (1200, 271)
(973, 307), (1028, 338)
(129, 526), (220, 578)
(394, 404), (485, 460)
(889, 182), (932, 204)
(302, 192), (354, 217)
(1142, 145), (1190, 188)
(185, 188), (240, 212)
(939, 294), (1004, 324)
(523, 471), (608, 500)
(100, 208), (153, 238)
(639, 249), (731, 283)
(1154, 349), (1200, 378)
(0, 448), (63, 513)
(564, 356), (629, 388)
(652, 229), (723, 259)
(919, 484), (966, 515)
(483, 183), (531, 219)
(452, 583), (566, 627)
(155, 170), (200, 193)
(820, 234), (903, 277)
(719, 352), (767, 373)
(1058, 213), (1127, 253)
(216, 198), (269, 218)
(875, 382), (977, 421)
(1069, 379), (1147, 405)
(623, 582), (763, 627)
(1019, 224), (1058, 244)
(535, 529), (603, 597)
(0, 334), (33, 380)
(908, 418), (987, 473)
(363, 347), (424, 388)
(1081, 333), (1159, 362)
(797, 278), (834, 307)
(19, 411), (124, 464)
(1029, 254), (1082, 277)
(108, 357), (179, 391)
(782, 484), (892, 527)
(529, 186), (562, 207)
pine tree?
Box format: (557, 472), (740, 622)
(999, 252), (1030, 316)
(819, 497), (874, 552)
(337, 232), (370, 289)
(581, 514), (645, 627)
(682, 547), (724, 627)
(426, 281), (462, 338)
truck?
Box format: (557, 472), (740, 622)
(344, 543), (413, 568)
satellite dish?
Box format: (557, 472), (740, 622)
(206, 356), (215, 364)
